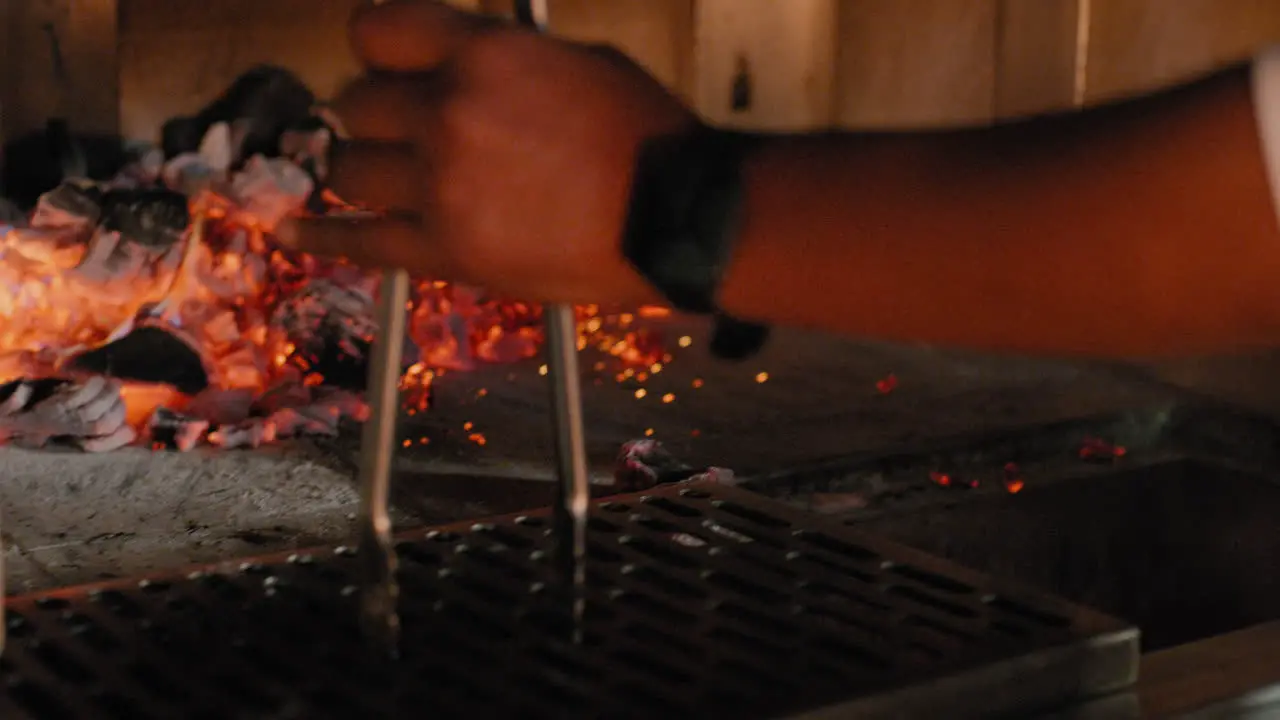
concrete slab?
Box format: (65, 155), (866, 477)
(0, 443), (364, 593)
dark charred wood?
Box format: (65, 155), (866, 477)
(67, 326), (209, 395)
(161, 65), (316, 166)
(98, 188), (189, 249)
(33, 179), (104, 227)
(0, 197), (26, 225)
(0, 124), (128, 209)
(149, 407), (209, 452)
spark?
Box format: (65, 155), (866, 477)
(634, 389), (647, 399)
(875, 373), (898, 394)
(678, 336), (692, 348)
(662, 393), (675, 404)
(755, 372), (769, 384)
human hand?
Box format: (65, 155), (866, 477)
(277, 0), (698, 307)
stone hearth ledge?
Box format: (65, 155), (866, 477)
(0, 442), (386, 594)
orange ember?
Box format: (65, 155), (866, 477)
(0, 183), (673, 450)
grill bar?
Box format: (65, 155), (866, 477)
(0, 482), (1137, 719)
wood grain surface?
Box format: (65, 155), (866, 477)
(4, 1), (1280, 143)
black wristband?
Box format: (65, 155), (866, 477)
(621, 127), (770, 359)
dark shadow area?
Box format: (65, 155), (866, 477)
(858, 459), (1280, 651)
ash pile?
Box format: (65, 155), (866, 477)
(0, 66), (541, 454)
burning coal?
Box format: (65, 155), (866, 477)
(0, 66), (667, 453)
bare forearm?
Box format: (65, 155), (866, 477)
(717, 66), (1280, 358)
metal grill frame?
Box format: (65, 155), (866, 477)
(0, 481), (1137, 720)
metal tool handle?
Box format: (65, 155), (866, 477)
(352, 0), (407, 661)
(357, 268), (409, 657)
(512, 0), (591, 641)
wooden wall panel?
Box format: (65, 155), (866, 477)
(693, 0), (837, 131)
(1085, 0), (1280, 105)
(118, 0), (362, 142)
(42, 0), (1280, 145)
(67, 0), (121, 137)
(994, 0), (1081, 119)
(546, 0), (694, 100)
(834, 0), (998, 129)
(3, 0), (71, 140)
(1, 0), (119, 140)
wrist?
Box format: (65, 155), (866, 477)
(620, 125), (770, 358)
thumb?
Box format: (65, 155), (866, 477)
(351, 0), (488, 72)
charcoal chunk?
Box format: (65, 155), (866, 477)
(162, 65), (316, 165)
(149, 407), (209, 451)
(0, 196), (26, 225)
(98, 188), (190, 249)
(67, 326), (209, 394)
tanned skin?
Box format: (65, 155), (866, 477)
(279, 0), (1280, 359)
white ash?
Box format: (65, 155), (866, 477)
(107, 146), (166, 190)
(0, 376), (134, 451)
(279, 126), (332, 181)
(162, 154), (220, 197)
(228, 155), (313, 232)
(198, 122), (235, 175)
(161, 122), (237, 196)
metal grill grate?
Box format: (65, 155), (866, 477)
(0, 483), (1137, 720)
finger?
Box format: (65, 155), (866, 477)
(328, 141), (423, 211)
(333, 74), (446, 142)
(277, 214), (442, 274)
(351, 0), (490, 72)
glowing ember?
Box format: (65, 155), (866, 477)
(875, 373), (898, 394)
(0, 67), (687, 453)
(1003, 462), (1026, 493)
(0, 179), (671, 453)
(1078, 437), (1126, 461)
